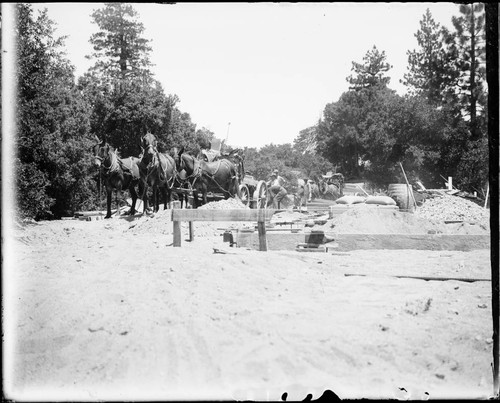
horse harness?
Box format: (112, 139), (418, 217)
(97, 147), (137, 180)
(141, 147), (179, 191)
(180, 155), (238, 197)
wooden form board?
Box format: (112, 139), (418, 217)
(236, 231), (491, 252)
(172, 208), (275, 222)
(172, 208), (275, 251)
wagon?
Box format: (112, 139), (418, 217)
(183, 148), (268, 209)
(238, 172), (268, 209)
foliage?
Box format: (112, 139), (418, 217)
(309, 5), (489, 192)
(195, 127), (215, 151)
(16, 4), (96, 219)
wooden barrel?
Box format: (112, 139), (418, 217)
(388, 184), (416, 213)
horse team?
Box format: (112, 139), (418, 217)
(91, 133), (240, 218)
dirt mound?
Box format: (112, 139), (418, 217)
(313, 206), (489, 235)
(127, 208), (174, 235)
(128, 199), (252, 238)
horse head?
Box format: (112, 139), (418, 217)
(172, 146), (185, 172)
(141, 132), (158, 163)
(91, 135), (109, 167)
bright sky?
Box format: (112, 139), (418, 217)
(33, 2), (459, 149)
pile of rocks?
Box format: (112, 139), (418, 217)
(415, 192), (489, 224)
(198, 198), (250, 210)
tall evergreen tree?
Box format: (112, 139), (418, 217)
(402, 8), (460, 106)
(87, 3), (153, 84)
(347, 45), (392, 90)
(444, 3), (487, 140)
(83, 4), (201, 156)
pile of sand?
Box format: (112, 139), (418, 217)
(313, 207), (489, 235)
(128, 199), (253, 238)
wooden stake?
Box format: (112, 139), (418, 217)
(399, 162), (417, 208)
(189, 221), (194, 242)
(257, 221), (267, 252)
(172, 201), (181, 247)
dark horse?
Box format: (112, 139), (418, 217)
(172, 147), (239, 208)
(140, 132), (177, 212)
(92, 136), (145, 219)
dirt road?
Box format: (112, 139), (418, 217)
(3, 211), (495, 401)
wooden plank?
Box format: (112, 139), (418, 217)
(172, 208), (275, 222)
(344, 273), (490, 283)
(237, 232), (490, 251)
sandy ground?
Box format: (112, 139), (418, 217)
(3, 207), (496, 401)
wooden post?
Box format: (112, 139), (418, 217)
(189, 221), (194, 242)
(172, 200), (181, 247)
(484, 184), (490, 209)
(399, 162), (417, 208)
(170, 208), (274, 251)
(173, 221), (182, 247)
(257, 220), (267, 252)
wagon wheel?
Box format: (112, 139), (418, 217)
(238, 184), (250, 207)
(253, 180), (268, 209)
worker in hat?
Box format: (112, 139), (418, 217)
(294, 178), (311, 211)
(267, 169), (287, 208)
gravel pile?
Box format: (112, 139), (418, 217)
(198, 198), (250, 210)
(415, 193), (489, 224)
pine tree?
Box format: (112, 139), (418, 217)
(87, 3), (153, 84)
(347, 46), (392, 90)
(402, 8), (459, 106)
(444, 3), (487, 140)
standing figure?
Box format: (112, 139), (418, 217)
(267, 169), (287, 209)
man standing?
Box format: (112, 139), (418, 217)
(267, 169), (287, 208)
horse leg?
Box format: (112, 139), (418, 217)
(192, 186), (200, 209)
(139, 179), (149, 214)
(105, 188), (113, 219)
(202, 183), (208, 205)
(152, 185), (158, 212)
(165, 187), (170, 210)
(159, 186), (167, 210)
(129, 185), (138, 215)
(116, 187), (125, 216)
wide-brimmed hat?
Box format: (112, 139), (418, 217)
(322, 171), (334, 179)
(272, 169), (279, 175)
